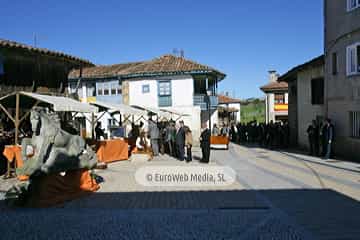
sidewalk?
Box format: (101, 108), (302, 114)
(279, 150), (360, 173)
(234, 142), (360, 173)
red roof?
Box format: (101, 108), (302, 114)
(218, 94), (241, 104)
(260, 81), (288, 92)
(0, 38), (93, 66)
(68, 54), (226, 80)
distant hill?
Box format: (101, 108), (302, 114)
(240, 98), (265, 123)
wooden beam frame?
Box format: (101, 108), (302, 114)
(0, 103), (15, 123)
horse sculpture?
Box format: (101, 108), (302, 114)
(17, 108), (97, 176)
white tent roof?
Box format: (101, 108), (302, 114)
(160, 108), (191, 117)
(20, 92), (98, 113)
(90, 101), (147, 116)
(131, 105), (172, 119)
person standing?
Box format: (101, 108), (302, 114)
(212, 124), (220, 136)
(166, 120), (176, 157)
(324, 118), (334, 159)
(148, 117), (160, 156)
(307, 121), (315, 155)
(200, 123), (211, 163)
(185, 126), (193, 162)
(95, 122), (105, 140)
(175, 120), (186, 161)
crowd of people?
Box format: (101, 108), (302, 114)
(212, 120), (290, 149)
(307, 118), (334, 159)
(126, 118), (211, 163)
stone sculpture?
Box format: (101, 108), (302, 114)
(17, 107), (97, 176)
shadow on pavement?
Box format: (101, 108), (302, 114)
(0, 188), (359, 239)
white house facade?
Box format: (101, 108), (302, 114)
(260, 71), (289, 123)
(68, 55), (225, 141)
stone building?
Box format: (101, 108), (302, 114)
(279, 56), (325, 148)
(0, 39), (93, 96)
(260, 71), (288, 123)
(323, 0), (360, 160)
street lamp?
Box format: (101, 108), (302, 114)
(206, 89), (212, 133)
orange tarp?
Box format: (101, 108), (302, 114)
(210, 136), (230, 145)
(96, 139), (129, 163)
(29, 169), (99, 207)
(3, 145), (29, 181)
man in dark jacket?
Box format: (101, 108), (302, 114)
(200, 123), (211, 163)
(307, 120), (316, 155)
(148, 117), (160, 156)
(175, 120), (186, 160)
(324, 118), (334, 159)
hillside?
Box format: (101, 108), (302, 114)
(240, 98), (265, 123)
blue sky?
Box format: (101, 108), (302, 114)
(1, 0), (323, 99)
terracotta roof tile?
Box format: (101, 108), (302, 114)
(260, 81), (288, 92)
(218, 94), (241, 104)
(68, 54), (226, 80)
(0, 38), (93, 66)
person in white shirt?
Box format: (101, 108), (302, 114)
(135, 131), (150, 151)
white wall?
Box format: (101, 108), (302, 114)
(128, 80), (158, 107)
(128, 75), (194, 108)
(267, 93), (275, 122)
(229, 103), (241, 122)
(297, 67), (325, 149)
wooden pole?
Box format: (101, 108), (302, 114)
(15, 93), (20, 145)
(91, 113), (95, 139)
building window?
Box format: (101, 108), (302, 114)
(274, 93), (285, 104)
(87, 83), (96, 97)
(69, 83), (77, 94)
(142, 84), (150, 93)
(103, 83), (109, 95)
(332, 52), (338, 75)
(97, 83), (103, 96)
(117, 85), (122, 95)
(350, 111), (360, 138)
(158, 80), (172, 107)
(111, 83), (117, 95)
(311, 78), (324, 105)
(347, 0), (360, 11)
(346, 43), (360, 76)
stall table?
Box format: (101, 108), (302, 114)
(210, 136), (229, 150)
(96, 139), (129, 163)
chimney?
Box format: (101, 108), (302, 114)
(268, 70), (278, 82)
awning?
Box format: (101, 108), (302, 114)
(0, 92), (98, 113)
(131, 105), (172, 119)
(160, 108), (191, 117)
(90, 101), (147, 116)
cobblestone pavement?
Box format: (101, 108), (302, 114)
(0, 144), (359, 239)
(214, 143), (360, 240)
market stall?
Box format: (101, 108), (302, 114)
(89, 101), (149, 163)
(96, 139), (129, 163)
(0, 91), (98, 178)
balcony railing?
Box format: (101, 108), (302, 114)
(193, 94), (218, 110)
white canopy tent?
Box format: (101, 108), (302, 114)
(90, 101), (147, 116)
(159, 108), (191, 120)
(0, 91), (98, 145)
(131, 105), (172, 120)
(20, 92), (98, 113)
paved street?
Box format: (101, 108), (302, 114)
(0, 143), (359, 239)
